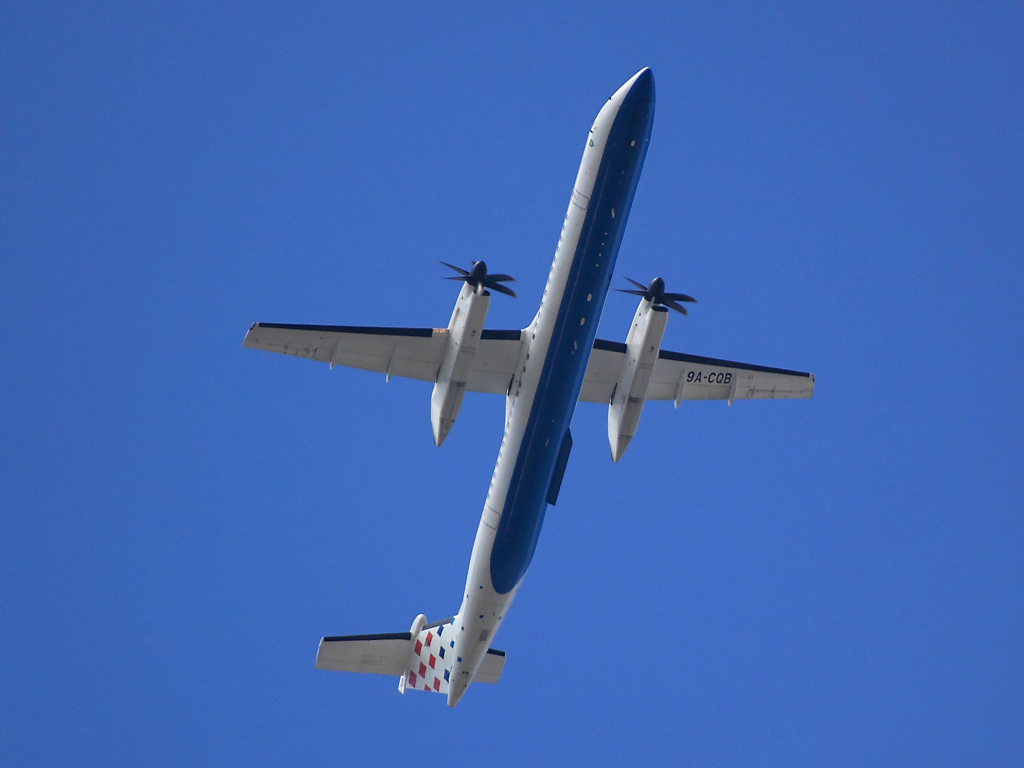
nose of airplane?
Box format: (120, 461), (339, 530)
(615, 68), (655, 144)
(604, 67), (654, 120)
(629, 67), (653, 99)
(617, 67), (653, 105)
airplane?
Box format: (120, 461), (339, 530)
(243, 68), (814, 707)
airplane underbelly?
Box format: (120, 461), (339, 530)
(488, 86), (655, 595)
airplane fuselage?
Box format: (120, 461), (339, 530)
(447, 68), (655, 706)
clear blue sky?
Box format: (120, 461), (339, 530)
(3, 2), (1021, 765)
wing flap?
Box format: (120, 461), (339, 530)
(579, 341), (624, 403)
(468, 330), (523, 394)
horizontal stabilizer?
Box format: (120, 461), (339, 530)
(315, 621), (506, 694)
(474, 648), (507, 684)
(315, 632), (412, 676)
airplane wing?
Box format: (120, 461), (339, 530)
(243, 322), (523, 395)
(579, 339), (814, 404)
(245, 324), (813, 404)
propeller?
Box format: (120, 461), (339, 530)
(441, 260), (517, 298)
(617, 276), (696, 315)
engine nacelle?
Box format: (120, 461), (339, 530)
(431, 282), (490, 445)
(607, 299), (668, 461)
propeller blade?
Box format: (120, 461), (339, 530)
(487, 273), (516, 283)
(440, 261), (469, 276)
(624, 277), (648, 291)
(615, 288), (646, 297)
(486, 281), (517, 298)
(664, 292), (697, 303)
(663, 299), (690, 315)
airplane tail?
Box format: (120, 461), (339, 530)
(315, 614), (505, 697)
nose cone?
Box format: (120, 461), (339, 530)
(611, 67), (654, 108)
(628, 67), (654, 102)
(600, 69), (655, 140)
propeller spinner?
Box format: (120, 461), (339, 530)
(617, 276), (696, 315)
(441, 260), (517, 298)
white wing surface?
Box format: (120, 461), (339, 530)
(243, 323), (523, 394)
(245, 325), (813, 404)
(580, 339), (814, 405)
(315, 632), (413, 676)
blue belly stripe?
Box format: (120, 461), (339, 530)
(489, 76), (655, 594)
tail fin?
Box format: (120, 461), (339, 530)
(315, 614), (505, 696)
(401, 615), (456, 693)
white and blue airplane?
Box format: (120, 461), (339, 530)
(243, 68), (814, 707)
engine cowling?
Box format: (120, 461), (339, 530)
(607, 299), (668, 461)
(431, 282), (490, 445)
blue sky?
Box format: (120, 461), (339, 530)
(3, 2), (1021, 765)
